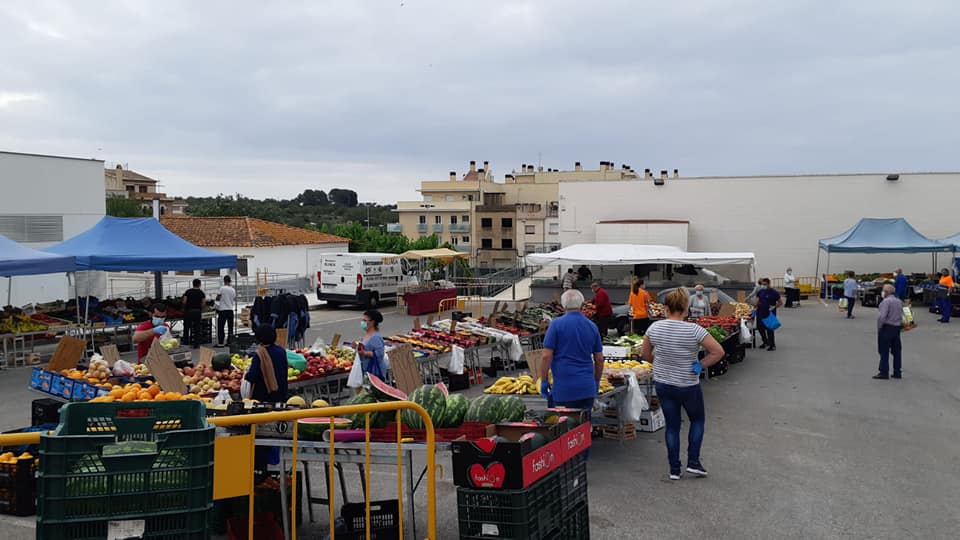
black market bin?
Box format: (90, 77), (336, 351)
(37, 401), (214, 540)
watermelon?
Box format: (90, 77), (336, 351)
(434, 382), (449, 397)
(401, 385), (447, 429)
(298, 417), (351, 441)
(212, 353), (232, 371)
(439, 394), (469, 427)
(366, 373), (407, 401)
(498, 396), (525, 422)
(519, 432), (548, 450)
(464, 395), (503, 424)
(344, 393), (377, 428)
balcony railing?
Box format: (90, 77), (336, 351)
(432, 223), (444, 233)
(417, 223), (428, 233)
(523, 242), (561, 254)
(453, 245), (471, 253)
(386, 223), (402, 233)
(449, 223), (470, 233)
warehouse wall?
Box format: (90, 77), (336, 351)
(204, 243), (349, 285)
(558, 173), (960, 277)
(0, 152), (105, 304)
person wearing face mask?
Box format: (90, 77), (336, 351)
(687, 284), (711, 319)
(133, 303), (169, 362)
(755, 278), (782, 351)
(355, 309), (387, 379)
(893, 268), (909, 301)
(873, 284), (903, 380)
(783, 267), (799, 308)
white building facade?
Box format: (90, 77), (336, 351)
(558, 172), (959, 278)
(0, 151), (105, 304)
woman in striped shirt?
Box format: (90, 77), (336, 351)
(640, 288), (724, 480)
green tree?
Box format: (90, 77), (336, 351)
(329, 188), (358, 207)
(105, 196), (150, 217)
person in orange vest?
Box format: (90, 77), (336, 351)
(937, 268), (954, 323)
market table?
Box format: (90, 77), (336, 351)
(257, 438), (451, 540)
(402, 287), (457, 316)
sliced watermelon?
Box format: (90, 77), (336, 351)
(298, 417), (351, 440)
(367, 373), (407, 401)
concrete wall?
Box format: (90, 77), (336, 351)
(595, 222), (689, 250)
(559, 173), (960, 277)
(0, 152), (105, 304)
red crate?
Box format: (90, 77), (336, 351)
(367, 422), (490, 443)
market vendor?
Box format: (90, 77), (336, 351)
(589, 282), (613, 337)
(133, 303), (168, 362)
(894, 269), (909, 301)
(577, 265), (593, 282)
(628, 278), (653, 334)
(245, 325), (288, 403)
(687, 284), (711, 319)
(937, 268), (953, 323)
(540, 289), (604, 410)
(356, 309), (387, 379)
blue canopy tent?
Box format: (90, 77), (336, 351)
(0, 233), (77, 306)
(816, 218), (955, 297)
(938, 233), (960, 275)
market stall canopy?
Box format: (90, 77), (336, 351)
(388, 248), (470, 263)
(526, 244), (756, 266)
(44, 217), (237, 271)
(939, 232), (960, 250)
(818, 218), (954, 253)
(0, 233), (77, 276)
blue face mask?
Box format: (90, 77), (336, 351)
(696, 291), (704, 296)
(152, 317), (165, 326)
(759, 285), (767, 290)
(360, 320), (368, 331)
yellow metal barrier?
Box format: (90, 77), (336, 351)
(0, 401), (438, 540)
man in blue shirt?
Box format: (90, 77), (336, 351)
(756, 278), (782, 351)
(540, 289), (604, 410)
(894, 269), (909, 301)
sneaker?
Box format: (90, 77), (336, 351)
(892, 374), (902, 379)
(686, 462), (708, 477)
(669, 470), (682, 481)
(872, 373), (889, 380)
(767, 346), (776, 351)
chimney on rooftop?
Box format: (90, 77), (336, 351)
(469, 161), (477, 173)
(599, 161), (607, 171)
(575, 161), (582, 172)
(450, 171), (456, 182)
(644, 168), (652, 179)
(673, 169), (679, 178)
(660, 170), (668, 180)
(483, 161), (489, 172)
(521, 163), (527, 173)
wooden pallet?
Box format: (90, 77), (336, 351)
(601, 423), (637, 440)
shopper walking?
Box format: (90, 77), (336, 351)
(687, 284), (711, 319)
(894, 269), (909, 301)
(640, 288), (724, 480)
(215, 275), (236, 348)
(937, 268), (953, 323)
(783, 267), (799, 307)
(561, 268), (577, 290)
(627, 278), (653, 335)
(540, 289), (604, 410)
(182, 279), (206, 349)
(356, 310), (387, 379)
(843, 271), (858, 319)
(873, 284), (903, 380)
(755, 278), (782, 351)
(590, 282), (613, 337)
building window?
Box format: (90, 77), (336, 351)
(434, 215), (442, 224)
(501, 218), (513, 228)
(481, 238), (493, 249)
(462, 215), (470, 223)
(139, 186), (147, 193)
(481, 218), (493, 228)
(467, 194), (474, 201)
(462, 236), (470, 244)
(547, 203), (559, 217)
(237, 258), (249, 277)
(502, 239), (513, 249)
(418, 215), (426, 224)
(450, 215), (457, 224)
(525, 225), (536, 235)
(126, 185), (134, 193)
(0, 215), (64, 242)
(548, 222), (559, 235)
(450, 236), (458, 245)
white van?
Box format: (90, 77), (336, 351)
(316, 253), (414, 308)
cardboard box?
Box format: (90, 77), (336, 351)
(451, 421), (590, 490)
(637, 408), (665, 432)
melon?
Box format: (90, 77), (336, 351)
(464, 395), (503, 424)
(434, 382), (449, 397)
(439, 394), (469, 428)
(344, 393), (378, 428)
(286, 395), (306, 408)
(518, 431), (548, 450)
(298, 417), (351, 441)
(311, 399), (329, 408)
(498, 395), (526, 422)
(401, 385), (447, 429)
(366, 373), (407, 401)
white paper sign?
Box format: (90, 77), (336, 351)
(108, 519), (145, 539)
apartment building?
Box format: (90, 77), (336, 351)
(104, 164), (189, 215)
(394, 160), (640, 268)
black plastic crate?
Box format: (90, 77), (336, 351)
(0, 456), (36, 516)
(37, 401), (214, 530)
(341, 499), (400, 540)
(558, 455), (588, 512)
(559, 502), (589, 540)
(38, 507), (210, 540)
(458, 470), (563, 539)
(33, 398), (63, 426)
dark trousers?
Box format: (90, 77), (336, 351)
(756, 313), (776, 347)
(845, 296), (856, 318)
(217, 309), (234, 345)
(785, 287), (799, 307)
(184, 309), (202, 348)
(632, 317), (652, 335)
(938, 297), (952, 322)
(551, 397), (595, 458)
(655, 382), (705, 473)
(877, 324), (902, 376)
(595, 315), (612, 337)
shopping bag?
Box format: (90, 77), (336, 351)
(762, 313), (781, 331)
(623, 373), (648, 422)
(838, 297), (848, 310)
(902, 305), (917, 331)
(739, 319), (753, 345)
(240, 377), (253, 399)
(346, 350), (364, 388)
(449, 345), (465, 375)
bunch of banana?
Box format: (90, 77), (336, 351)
(604, 360), (652, 370)
(484, 374), (539, 395)
(598, 377), (614, 394)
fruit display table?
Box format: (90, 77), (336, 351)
(402, 287), (457, 316)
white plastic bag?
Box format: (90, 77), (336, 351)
(449, 346), (465, 375)
(346, 350), (364, 388)
(213, 389), (233, 406)
(623, 373), (648, 422)
(739, 319), (753, 345)
(240, 375), (253, 399)
(112, 359), (134, 378)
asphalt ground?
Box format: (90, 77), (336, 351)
(2, 300), (959, 538)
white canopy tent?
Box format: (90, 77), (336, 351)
(526, 243), (756, 268)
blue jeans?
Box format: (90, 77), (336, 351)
(655, 382), (705, 473)
(877, 324), (902, 377)
(938, 297), (952, 322)
(845, 296), (856, 318)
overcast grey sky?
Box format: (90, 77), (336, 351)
(1, 1), (957, 203)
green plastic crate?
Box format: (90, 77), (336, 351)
(37, 401), (214, 539)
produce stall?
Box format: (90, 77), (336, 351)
(390, 248), (469, 315)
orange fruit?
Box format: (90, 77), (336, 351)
(121, 392), (137, 402)
(109, 388), (124, 398)
(137, 391), (152, 401)
(147, 385), (161, 397)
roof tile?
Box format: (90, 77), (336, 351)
(160, 216), (349, 247)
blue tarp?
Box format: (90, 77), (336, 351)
(0, 233), (76, 277)
(818, 218), (954, 253)
(940, 233), (960, 249)
(45, 217), (236, 271)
